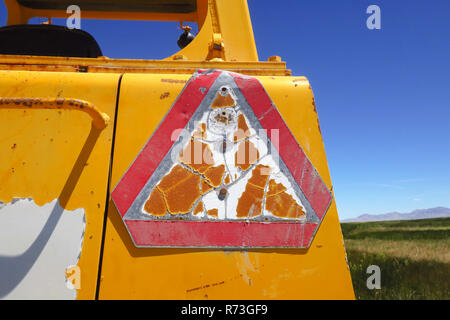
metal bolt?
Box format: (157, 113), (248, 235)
(218, 188), (228, 200)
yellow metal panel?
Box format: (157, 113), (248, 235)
(0, 55), (288, 75)
(0, 70), (120, 299)
(98, 73), (354, 299)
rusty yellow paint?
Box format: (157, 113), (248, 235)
(0, 55), (291, 76)
(1, 0), (354, 300)
(97, 73), (355, 299)
(0, 98), (110, 129)
(0, 70), (119, 299)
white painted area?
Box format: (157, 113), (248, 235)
(225, 168), (253, 219)
(203, 191), (226, 219)
(0, 198), (85, 300)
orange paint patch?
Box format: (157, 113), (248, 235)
(211, 92), (235, 108)
(267, 179), (287, 196)
(207, 208), (219, 218)
(204, 165), (225, 187)
(163, 173), (201, 214)
(153, 165), (202, 215)
(180, 139), (214, 173)
(194, 201), (204, 215)
(265, 183), (305, 219)
(224, 174), (230, 184)
(236, 165), (270, 218)
(235, 140), (260, 171)
(201, 179), (213, 195)
(157, 165), (192, 193)
(233, 114), (251, 142)
(248, 165), (271, 188)
(236, 184), (265, 218)
(144, 189), (167, 216)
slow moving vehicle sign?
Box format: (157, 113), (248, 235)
(112, 70), (332, 248)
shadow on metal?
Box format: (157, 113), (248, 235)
(0, 124), (102, 298)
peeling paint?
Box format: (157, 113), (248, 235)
(141, 85), (306, 222)
(0, 198), (85, 300)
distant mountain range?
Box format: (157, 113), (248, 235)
(341, 207), (450, 223)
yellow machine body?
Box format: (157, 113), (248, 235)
(0, 0), (355, 299)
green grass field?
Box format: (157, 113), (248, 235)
(341, 217), (450, 300)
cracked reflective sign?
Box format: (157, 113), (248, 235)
(112, 70), (332, 248)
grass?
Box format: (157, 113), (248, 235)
(341, 217), (450, 300)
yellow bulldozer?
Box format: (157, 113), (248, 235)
(0, 0), (354, 300)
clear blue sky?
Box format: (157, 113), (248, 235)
(1, 1), (449, 219)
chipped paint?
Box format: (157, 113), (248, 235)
(0, 97), (110, 129)
(112, 70), (333, 248)
(0, 198), (85, 300)
(141, 84), (306, 222)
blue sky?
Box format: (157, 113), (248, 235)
(1, 1), (449, 219)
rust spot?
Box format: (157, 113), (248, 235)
(207, 208), (219, 217)
(186, 280), (225, 293)
(214, 112), (233, 125)
(161, 78), (187, 84)
(235, 140), (260, 171)
(160, 92), (170, 100)
(204, 165), (225, 187)
(312, 98), (317, 113)
(11, 143), (16, 150)
(97, 203), (101, 208)
(144, 188), (167, 216)
(180, 139), (214, 174)
(211, 92), (235, 109)
(221, 141), (227, 153)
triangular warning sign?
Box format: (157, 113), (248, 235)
(112, 70), (332, 248)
